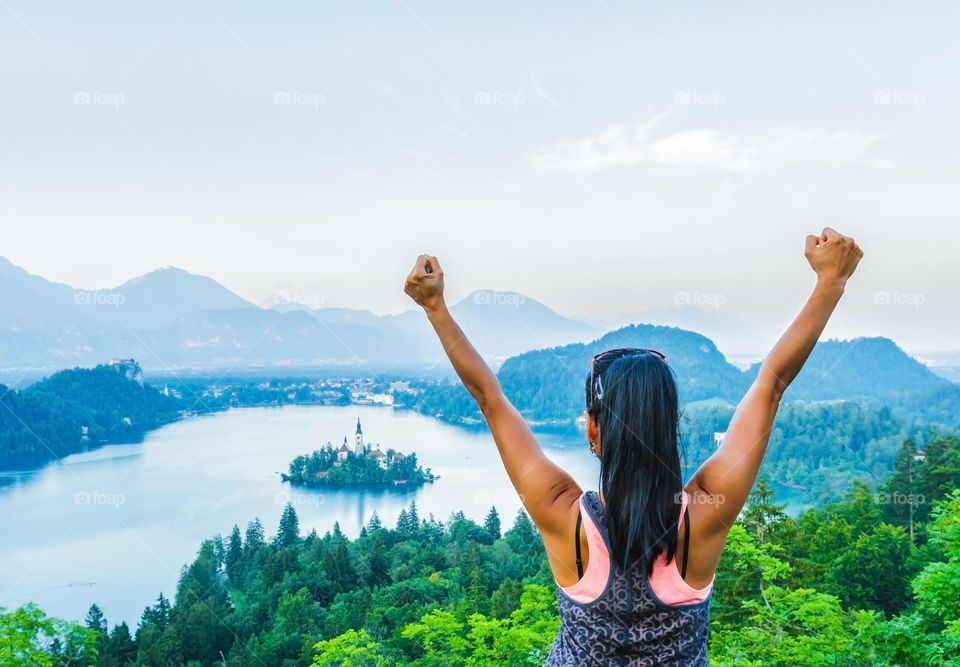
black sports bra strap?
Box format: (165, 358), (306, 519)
(681, 505), (690, 581)
(575, 509), (583, 578)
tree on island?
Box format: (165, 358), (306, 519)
(283, 442), (435, 487)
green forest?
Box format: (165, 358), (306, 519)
(0, 362), (181, 469)
(3, 433), (959, 666)
(400, 327), (959, 505)
(0, 363), (352, 469)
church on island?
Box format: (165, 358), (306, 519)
(282, 418), (434, 487)
(336, 418), (389, 470)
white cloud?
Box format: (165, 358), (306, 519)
(529, 115), (891, 172)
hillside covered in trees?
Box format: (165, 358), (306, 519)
(401, 326), (958, 504)
(409, 326), (954, 428)
(0, 360), (180, 469)
(0, 363), (355, 470)
(3, 433), (959, 666)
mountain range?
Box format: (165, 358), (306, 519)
(1, 256), (955, 407)
(413, 324), (960, 432)
(0, 257), (604, 379)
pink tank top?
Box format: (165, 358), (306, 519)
(558, 489), (713, 604)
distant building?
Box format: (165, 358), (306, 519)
(333, 420), (395, 470)
(369, 393), (394, 405)
(109, 358), (143, 387)
(370, 447), (388, 470)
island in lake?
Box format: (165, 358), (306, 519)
(281, 418), (436, 487)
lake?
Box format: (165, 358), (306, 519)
(0, 403), (809, 629)
(0, 405), (601, 628)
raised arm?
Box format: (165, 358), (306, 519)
(403, 255), (581, 535)
(689, 228), (863, 534)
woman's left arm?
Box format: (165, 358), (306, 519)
(404, 255), (582, 535)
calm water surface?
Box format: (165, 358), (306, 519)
(0, 405), (598, 627)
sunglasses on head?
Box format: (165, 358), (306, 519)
(590, 348), (667, 402)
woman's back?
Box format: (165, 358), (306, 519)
(545, 490), (712, 666)
(403, 232), (862, 664)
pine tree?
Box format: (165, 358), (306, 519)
(364, 534), (390, 589)
(466, 567), (491, 616)
(883, 438), (920, 540)
(504, 509), (539, 557)
(365, 511), (383, 533)
(84, 603), (107, 634)
(245, 518), (265, 554)
(490, 578), (524, 618)
(136, 593), (171, 643)
(274, 503), (300, 549)
(916, 433), (960, 521)
(323, 535), (359, 592)
(484, 506), (501, 540)
(396, 508), (411, 535)
(85, 603), (108, 659)
(226, 524), (243, 580)
(408, 500), (420, 529)
(741, 475), (788, 544)
(108, 621), (138, 665)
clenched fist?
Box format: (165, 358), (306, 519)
(404, 254), (445, 311)
(805, 228), (863, 284)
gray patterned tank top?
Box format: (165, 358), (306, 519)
(544, 490), (711, 666)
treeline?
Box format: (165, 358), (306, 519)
(406, 387), (924, 505)
(411, 330), (954, 427)
(0, 366), (353, 470)
(4, 433), (959, 666)
(404, 329), (958, 504)
(0, 363), (180, 469)
(679, 401), (922, 505)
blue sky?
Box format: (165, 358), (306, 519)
(1, 0), (958, 354)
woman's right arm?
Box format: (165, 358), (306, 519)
(688, 228), (863, 536)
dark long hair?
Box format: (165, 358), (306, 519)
(585, 351), (683, 576)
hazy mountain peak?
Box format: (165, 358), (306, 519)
(453, 289), (537, 309)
